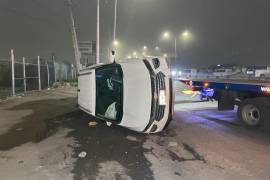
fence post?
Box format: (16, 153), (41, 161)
(52, 55), (57, 83)
(22, 57), (26, 93)
(71, 64), (74, 79)
(46, 61), (50, 88)
(38, 56), (41, 91)
(66, 66), (68, 80)
(11, 49), (15, 96)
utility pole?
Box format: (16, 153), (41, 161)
(96, 0), (100, 64)
(67, 0), (81, 71)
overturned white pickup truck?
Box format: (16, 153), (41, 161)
(77, 57), (173, 133)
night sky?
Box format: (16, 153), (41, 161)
(0, 0), (270, 67)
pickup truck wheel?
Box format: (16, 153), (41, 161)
(237, 98), (270, 129)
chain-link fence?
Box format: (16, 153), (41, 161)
(0, 49), (76, 99)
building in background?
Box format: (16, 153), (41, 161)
(78, 41), (96, 67)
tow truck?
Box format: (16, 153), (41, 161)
(180, 79), (270, 129)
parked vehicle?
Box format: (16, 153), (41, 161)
(254, 66), (270, 78)
(213, 68), (240, 77)
(181, 69), (197, 78)
(77, 57), (173, 133)
(246, 66), (255, 76)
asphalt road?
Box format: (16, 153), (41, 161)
(1, 83), (270, 180)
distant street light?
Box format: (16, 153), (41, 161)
(181, 30), (193, 42)
(161, 30), (193, 60)
(162, 31), (177, 60)
(143, 46), (148, 50)
(113, 40), (119, 46)
(133, 51), (137, 56)
(163, 31), (170, 39)
(163, 53), (168, 58)
(155, 46), (160, 51)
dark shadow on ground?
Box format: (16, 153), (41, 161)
(0, 98), (76, 150)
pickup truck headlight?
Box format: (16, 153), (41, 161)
(159, 90), (166, 105)
(152, 58), (160, 69)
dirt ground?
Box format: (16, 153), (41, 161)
(1, 85), (270, 180)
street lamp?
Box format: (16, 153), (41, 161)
(181, 30), (192, 42)
(143, 46), (148, 51)
(162, 31), (177, 60)
(161, 30), (193, 60)
(113, 40), (119, 47)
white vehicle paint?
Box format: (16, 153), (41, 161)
(181, 69), (197, 78)
(255, 66), (270, 78)
(213, 68), (240, 77)
(78, 57), (173, 133)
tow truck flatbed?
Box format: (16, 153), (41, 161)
(180, 79), (270, 94)
(178, 78), (270, 129)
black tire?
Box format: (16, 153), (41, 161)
(163, 78), (174, 130)
(237, 98), (270, 129)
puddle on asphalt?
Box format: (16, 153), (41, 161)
(0, 98), (75, 150)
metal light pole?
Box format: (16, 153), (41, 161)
(37, 56), (41, 91)
(11, 49), (15, 96)
(22, 57), (26, 93)
(174, 37), (177, 60)
(113, 0), (118, 41)
(96, 0), (100, 64)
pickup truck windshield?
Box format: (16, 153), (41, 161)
(95, 64), (123, 122)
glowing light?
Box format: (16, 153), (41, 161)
(143, 46), (148, 50)
(204, 82), (209, 88)
(113, 40), (119, 46)
(163, 53), (167, 58)
(163, 31), (171, 39)
(181, 30), (193, 41)
(155, 46), (160, 51)
(127, 55), (131, 59)
(133, 51), (137, 56)
(261, 87), (270, 93)
(171, 71), (176, 76)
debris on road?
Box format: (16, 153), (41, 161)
(78, 151), (87, 158)
(88, 121), (97, 127)
(126, 135), (139, 142)
(15, 128), (24, 131)
(168, 141), (178, 147)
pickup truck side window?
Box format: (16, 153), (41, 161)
(95, 64), (123, 122)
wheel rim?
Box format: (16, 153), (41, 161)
(242, 104), (261, 126)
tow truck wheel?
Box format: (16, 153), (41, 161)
(238, 98), (270, 129)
